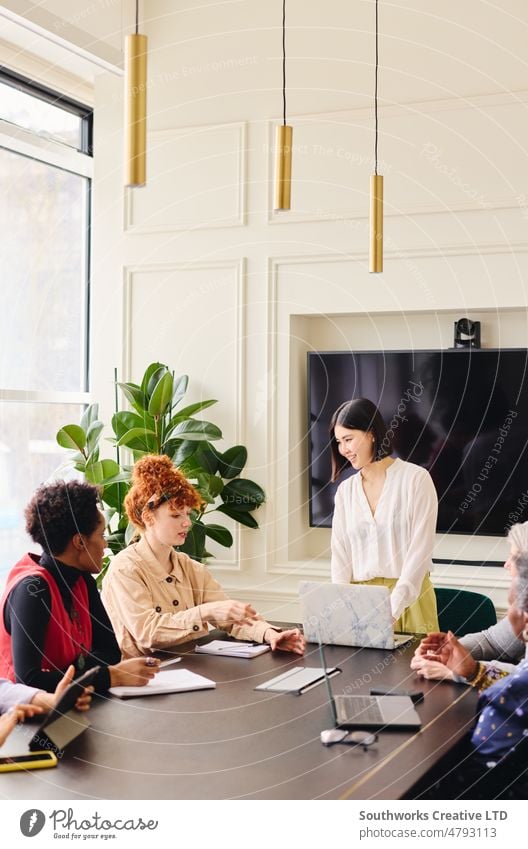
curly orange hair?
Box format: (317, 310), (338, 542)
(124, 454), (202, 530)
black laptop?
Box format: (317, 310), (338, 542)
(319, 644), (422, 731)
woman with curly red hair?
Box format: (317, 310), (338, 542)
(102, 455), (305, 657)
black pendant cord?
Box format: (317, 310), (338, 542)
(135, 0), (139, 34)
(374, 0), (379, 175)
(282, 0), (287, 126)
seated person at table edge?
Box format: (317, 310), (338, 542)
(101, 454), (305, 658)
(412, 535), (528, 800)
(0, 666), (92, 748)
(0, 481), (161, 693)
(412, 521), (527, 681)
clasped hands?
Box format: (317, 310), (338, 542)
(411, 630), (478, 681)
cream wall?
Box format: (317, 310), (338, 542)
(87, 0), (528, 619)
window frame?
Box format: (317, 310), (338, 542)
(0, 69), (93, 408)
(0, 65), (93, 155)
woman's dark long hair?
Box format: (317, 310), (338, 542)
(329, 398), (391, 481)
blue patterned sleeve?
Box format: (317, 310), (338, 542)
(471, 661), (528, 761)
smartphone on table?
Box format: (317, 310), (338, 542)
(0, 751), (58, 772)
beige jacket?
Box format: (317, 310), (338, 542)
(101, 537), (271, 658)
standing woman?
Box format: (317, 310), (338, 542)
(102, 455), (305, 657)
(329, 398), (438, 633)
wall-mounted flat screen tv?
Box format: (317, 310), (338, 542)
(308, 349), (528, 536)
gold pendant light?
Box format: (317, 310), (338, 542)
(369, 0), (383, 272)
(124, 0), (148, 187)
(274, 0), (293, 210)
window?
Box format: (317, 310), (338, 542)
(0, 70), (92, 585)
(0, 67), (92, 152)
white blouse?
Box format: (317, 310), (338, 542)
(330, 458), (438, 620)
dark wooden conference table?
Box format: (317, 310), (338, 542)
(0, 635), (478, 801)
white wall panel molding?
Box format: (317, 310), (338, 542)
(122, 258), (247, 571)
(265, 242), (528, 269)
(266, 91), (528, 224)
(124, 122), (247, 233)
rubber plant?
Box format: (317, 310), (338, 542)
(56, 362), (265, 585)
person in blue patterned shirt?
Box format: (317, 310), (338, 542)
(410, 523), (528, 799)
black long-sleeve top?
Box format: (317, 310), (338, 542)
(3, 553), (120, 693)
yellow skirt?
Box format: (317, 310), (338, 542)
(353, 573), (438, 634)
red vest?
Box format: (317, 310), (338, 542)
(0, 553), (93, 682)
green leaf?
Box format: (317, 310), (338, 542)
(216, 504), (259, 528)
(217, 445), (248, 479)
(112, 410), (155, 439)
(116, 427), (158, 451)
(86, 421), (104, 455)
(95, 557), (111, 590)
(147, 366), (169, 401)
(148, 372), (174, 417)
(171, 374), (189, 406)
(192, 442), (220, 475)
(105, 532), (124, 552)
(80, 403), (99, 432)
(221, 478), (265, 510)
(86, 447), (100, 466)
(164, 439), (196, 465)
(102, 481), (128, 513)
(193, 472), (224, 504)
(85, 458), (121, 485)
(57, 424), (86, 452)
(118, 382), (148, 413)
(101, 506), (116, 525)
(168, 419), (222, 442)
(125, 522), (136, 545)
(197, 473), (224, 499)
(168, 399), (217, 425)
(204, 524), (233, 547)
(140, 362), (166, 398)
(101, 471), (131, 486)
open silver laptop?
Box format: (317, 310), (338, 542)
(299, 581), (415, 650)
(318, 642), (421, 730)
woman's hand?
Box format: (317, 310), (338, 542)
(0, 704), (43, 746)
(410, 653), (455, 681)
(265, 628), (306, 655)
(414, 633), (447, 660)
(32, 665), (94, 713)
(109, 657), (161, 688)
(418, 631), (477, 679)
(199, 600), (259, 628)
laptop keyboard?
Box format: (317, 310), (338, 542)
(335, 695), (384, 724)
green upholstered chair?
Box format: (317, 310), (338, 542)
(434, 587), (497, 637)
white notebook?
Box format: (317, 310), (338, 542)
(109, 668), (216, 698)
(195, 640), (270, 659)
